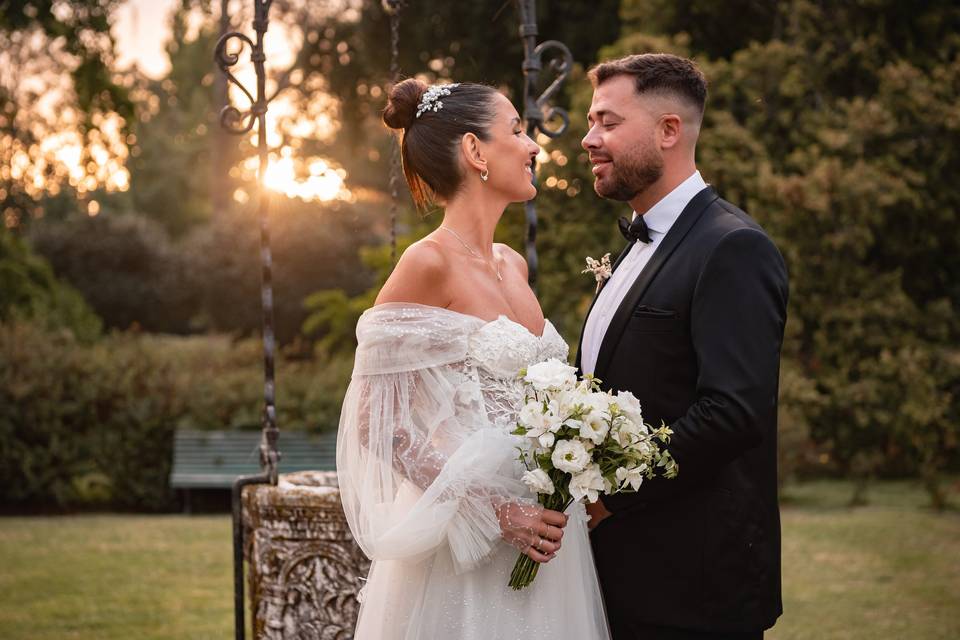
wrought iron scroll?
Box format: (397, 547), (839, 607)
(515, 0), (573, 290)
(214, 1), (278, 638)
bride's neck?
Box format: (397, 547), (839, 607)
(439, 193), (505, 260)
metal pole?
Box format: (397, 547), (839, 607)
(383, 0), (405, 263)
(515, 0), (574, 291)
(214, 2), (278, 638)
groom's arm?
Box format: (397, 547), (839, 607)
(601, 226), (789, 513)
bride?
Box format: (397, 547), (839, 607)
(336, 78), (610, 640)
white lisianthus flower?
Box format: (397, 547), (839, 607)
(519, 401), (554, 442)
(549, 389), (580, 424)
(628, 439), (652, 456)
(615, 465), (645, 491)
(521, 468), (555, 495)
(614, 390), (645, 428)
(537, 431), (556, 449)
(551, 438), (591, 473)
(579, 413), (610, 445)
(582, 392), (611, 419)
(569, 464), (606, 503)
(524, 358), (578, 391)
(575, 377), (595, 395)
(614, 416), (646, 448)
(519, 401), (545, 427)
(578, 393), (612, 444)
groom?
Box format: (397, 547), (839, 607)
(576, 54), (788, 639)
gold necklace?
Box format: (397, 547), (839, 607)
(439, 226), (503, 281)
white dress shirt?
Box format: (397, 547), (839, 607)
(580, 170), (708, 376)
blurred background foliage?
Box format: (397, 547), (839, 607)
(0, 0), (957, 511)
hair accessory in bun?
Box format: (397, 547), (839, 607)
(415, 83), (460, 118)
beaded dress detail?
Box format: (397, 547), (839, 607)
(467, 314), (568, 431)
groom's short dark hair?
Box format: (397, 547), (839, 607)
(588, 53), (707, 119)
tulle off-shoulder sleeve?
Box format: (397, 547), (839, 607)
(336, 304), (532, 573)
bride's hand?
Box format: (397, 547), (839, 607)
(496, 502), (568, 563)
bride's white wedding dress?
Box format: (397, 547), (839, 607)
(337, 302), (610, 640)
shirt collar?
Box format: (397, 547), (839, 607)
(631, 170), (708, 235)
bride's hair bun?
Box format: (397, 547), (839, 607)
(382, 79), (499, 208)
(382, 78), (427, 131)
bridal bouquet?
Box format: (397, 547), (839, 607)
(507, 358), (678, 590)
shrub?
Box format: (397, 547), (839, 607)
(0, 322), (345, 511)
(0, 230), (102, 342)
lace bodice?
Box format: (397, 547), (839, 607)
(465, 315), (569, 431)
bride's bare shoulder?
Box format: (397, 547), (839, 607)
(495, 242), (529, 280)
(375, 238), (452, 307)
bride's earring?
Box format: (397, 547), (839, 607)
(480, 168), (489, 182)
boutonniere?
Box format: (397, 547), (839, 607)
(582, 253), (612, 293)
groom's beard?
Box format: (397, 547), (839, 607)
(593, 143), (664, 202)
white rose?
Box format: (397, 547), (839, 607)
(569, 464), (606, 503)
(521, 468), (555, 495)
(615, 465), (644, 491)
(524, 358), (578, 391)
(551, 438), (591, 473)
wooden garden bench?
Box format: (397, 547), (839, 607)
(170, 429), (337, 512)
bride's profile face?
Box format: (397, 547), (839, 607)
(480, 93), (540, 202)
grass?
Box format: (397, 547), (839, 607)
(769, 479), (960, 640)
(0, 514), (237, 639)
(0, 479), (957, 640)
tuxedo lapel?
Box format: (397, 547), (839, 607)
(592, 187), (719, 380)
(575, 240), (635, 371)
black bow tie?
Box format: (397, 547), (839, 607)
(618, 215), (652, 244)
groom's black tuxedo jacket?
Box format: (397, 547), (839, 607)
(576, 186), (788, 635)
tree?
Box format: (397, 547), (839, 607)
(607, 0), (960, 504)
(0, 0), (133, 231)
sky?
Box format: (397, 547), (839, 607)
(113, 0), (181, 79)
(112, 0), (297, 79)
(106, 0), (348, 203)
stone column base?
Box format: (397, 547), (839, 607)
(242, 470), (370, 639)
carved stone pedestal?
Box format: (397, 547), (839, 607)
(242, 471), (370, 639)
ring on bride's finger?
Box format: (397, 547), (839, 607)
(536, 536), (544, 550)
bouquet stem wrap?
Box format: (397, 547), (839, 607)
(508, 493), (572, 589)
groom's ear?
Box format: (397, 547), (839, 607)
(658, 113), (683, 150)
(460, 132), (487, 173)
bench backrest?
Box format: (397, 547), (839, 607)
(170, 429), (337, 489)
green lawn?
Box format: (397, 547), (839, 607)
(1, 480), (957, 640)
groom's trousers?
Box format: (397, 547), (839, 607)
(613, 621), (762, 640)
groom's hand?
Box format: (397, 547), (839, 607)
(586, 499), (611, 530)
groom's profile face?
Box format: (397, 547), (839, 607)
(582, 74), (664, 203)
